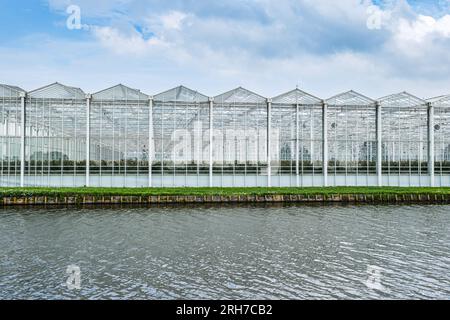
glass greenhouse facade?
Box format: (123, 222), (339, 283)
(1, 82), (449, 187)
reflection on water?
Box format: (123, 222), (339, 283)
(1, 204), (450, 300)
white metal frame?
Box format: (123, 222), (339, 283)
(0, 83), (448, 188)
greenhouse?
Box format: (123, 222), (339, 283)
(1, 82), (449, 188)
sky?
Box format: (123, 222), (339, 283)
(0, 0), (450, 99)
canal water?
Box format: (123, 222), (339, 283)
(1, 204), (449, 300)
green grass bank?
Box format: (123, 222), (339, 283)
(1, 187), (450, 206)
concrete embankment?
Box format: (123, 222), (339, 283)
(2, 193), (450, 206)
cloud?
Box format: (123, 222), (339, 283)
(92, 26), (168, 55)
(159, 11), (188, 30)
(1, 0), (450, 99)
(364, 1), (450, 79)
(394, 14), (450, 42)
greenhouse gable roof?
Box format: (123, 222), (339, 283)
(428, 94), (450, 106)
(378, 92), (427, 108)
(0, 84), (26, 97)
(326, 90), (376, 106)
(92, 84), (149, 101)
(154, 86), (209, 103)
(272, 88), (322, 105)
(29, 82), (86, 99)
(214, 87), (266, 104)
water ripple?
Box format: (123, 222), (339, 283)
(1, 204), (450, 299)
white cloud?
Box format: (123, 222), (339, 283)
(2, 0), (450, 99)
(92, 26), (168, 55)
(394, 14), (450, 42)
(160, 11), (188, 30)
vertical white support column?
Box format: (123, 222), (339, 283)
(267, 98), (272, 187)
(322, 101), (328, 187)
(310, 112), (314, 167)
(428, 102), (435, 187)
(296, 103), (300, 187)
(209, 97), (214, 188)
(148, 97), (154, 188)
(20, 92), (26, 187)
(376, 101), (382, 187)
(86, 94), (91, 187)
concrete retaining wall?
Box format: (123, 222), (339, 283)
(2, 193), (450, 206)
